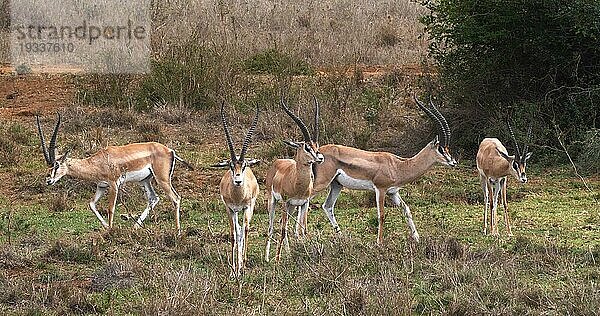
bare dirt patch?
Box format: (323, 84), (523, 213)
(0, 73), (74, 119)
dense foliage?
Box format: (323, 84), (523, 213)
(420, 0), (600, 168)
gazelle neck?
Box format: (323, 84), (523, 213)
(65, 157), (105, 182)
(393, 144), (438, 184)
(293, 154), (315, 197)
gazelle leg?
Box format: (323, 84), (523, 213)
(480, 175), (489, 235)
(300, 202), (309, 237)
(491, 179), (502, 236)
(275, 201), (291, 263)
(135, 179), (159, 228)
(295, 202), (309, 238)
(322, 180), (343, 233)
(295, 204), (302, 238)
(156, 179), (182, 236)
(487, 179), (496, 235)
(232, 211), (244, 276)
(243, 198), (255, 265)
(375, 187), (386, 245)
(89, 182), (109, 228)
(389, 192), (419, 243)
(228, 210), (235, 277)
(501, 178), (513, 236)
(107, 182), (119, 228)
(265, 195), (277, 262)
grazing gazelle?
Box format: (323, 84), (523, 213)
(213, 102), (260, 276)
(35, 114), (193, 234)
(476, 121), (532, 236)
(265, 96), (323, 262)
(311, 95), (457, 244)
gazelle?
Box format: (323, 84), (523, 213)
(35, 114), (193, 235)
(311, 95), (457, 244)
(213, 102), (260, 277)
(265, 96), (323, 262)
(476, 121), (532, 236)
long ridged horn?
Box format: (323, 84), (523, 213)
(281, 95), (311, 142)
(35, 115), (51, 166)
(239, 105), (259, 161)
(521, 121), (533, 161)
(414, 94), (446, 146)
(429, 98), (450, 145)
(506, 119), (521, 160)
(220, 101), (237, 163)
(48, 113), (61, 164)
(312, 96), (319, 143)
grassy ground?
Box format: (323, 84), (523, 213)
(0, 110), (598, 314)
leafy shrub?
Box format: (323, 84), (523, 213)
(136, 42), (220, 111)
(376, 24), (399, 47)
(75, 74), (136, 108)
(243, 49), (314, 76)
(420, 0), (600, 156)
(577, 129), (600, 175)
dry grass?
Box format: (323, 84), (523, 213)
(0, 1), (426, 67)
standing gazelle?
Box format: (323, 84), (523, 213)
(36, 114), (193, 235)
(265, 96), (323, 262)
(311, 95), (457, 244)
(213, 102), (260, 277)
(476, 121), (532, 236)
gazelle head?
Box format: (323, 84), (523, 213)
(213, 102), (260, 187)
(281, 96), (324, 165)
(36, 114), (70, 185)
(414, 95), (457, 167)
(497, 120), (533, 183)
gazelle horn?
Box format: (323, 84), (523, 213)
(239, 105), (260, 161)
(312, 96), (320, 143)
(414, 94), (447, 146)
(281, 95), (311, 143)
(220, 101), (237, 163)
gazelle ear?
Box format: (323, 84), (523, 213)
(283, 140), (300, 148)
(211, 160), (230, 168)
(246, 158), (261, 166)
(523, 152), (532, 161)
(496, 148), (514, 162)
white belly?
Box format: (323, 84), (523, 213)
(123, 166), (152, 183)
(288, 198), (308, 206)
(335, 169), (375, 191)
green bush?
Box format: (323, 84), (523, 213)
(243, 49), (313, 76)
(420, 0), (600, 157)
(136, 43), (220, 111)
(577, 129), (600, 175)
(75, 74), (136, 108)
